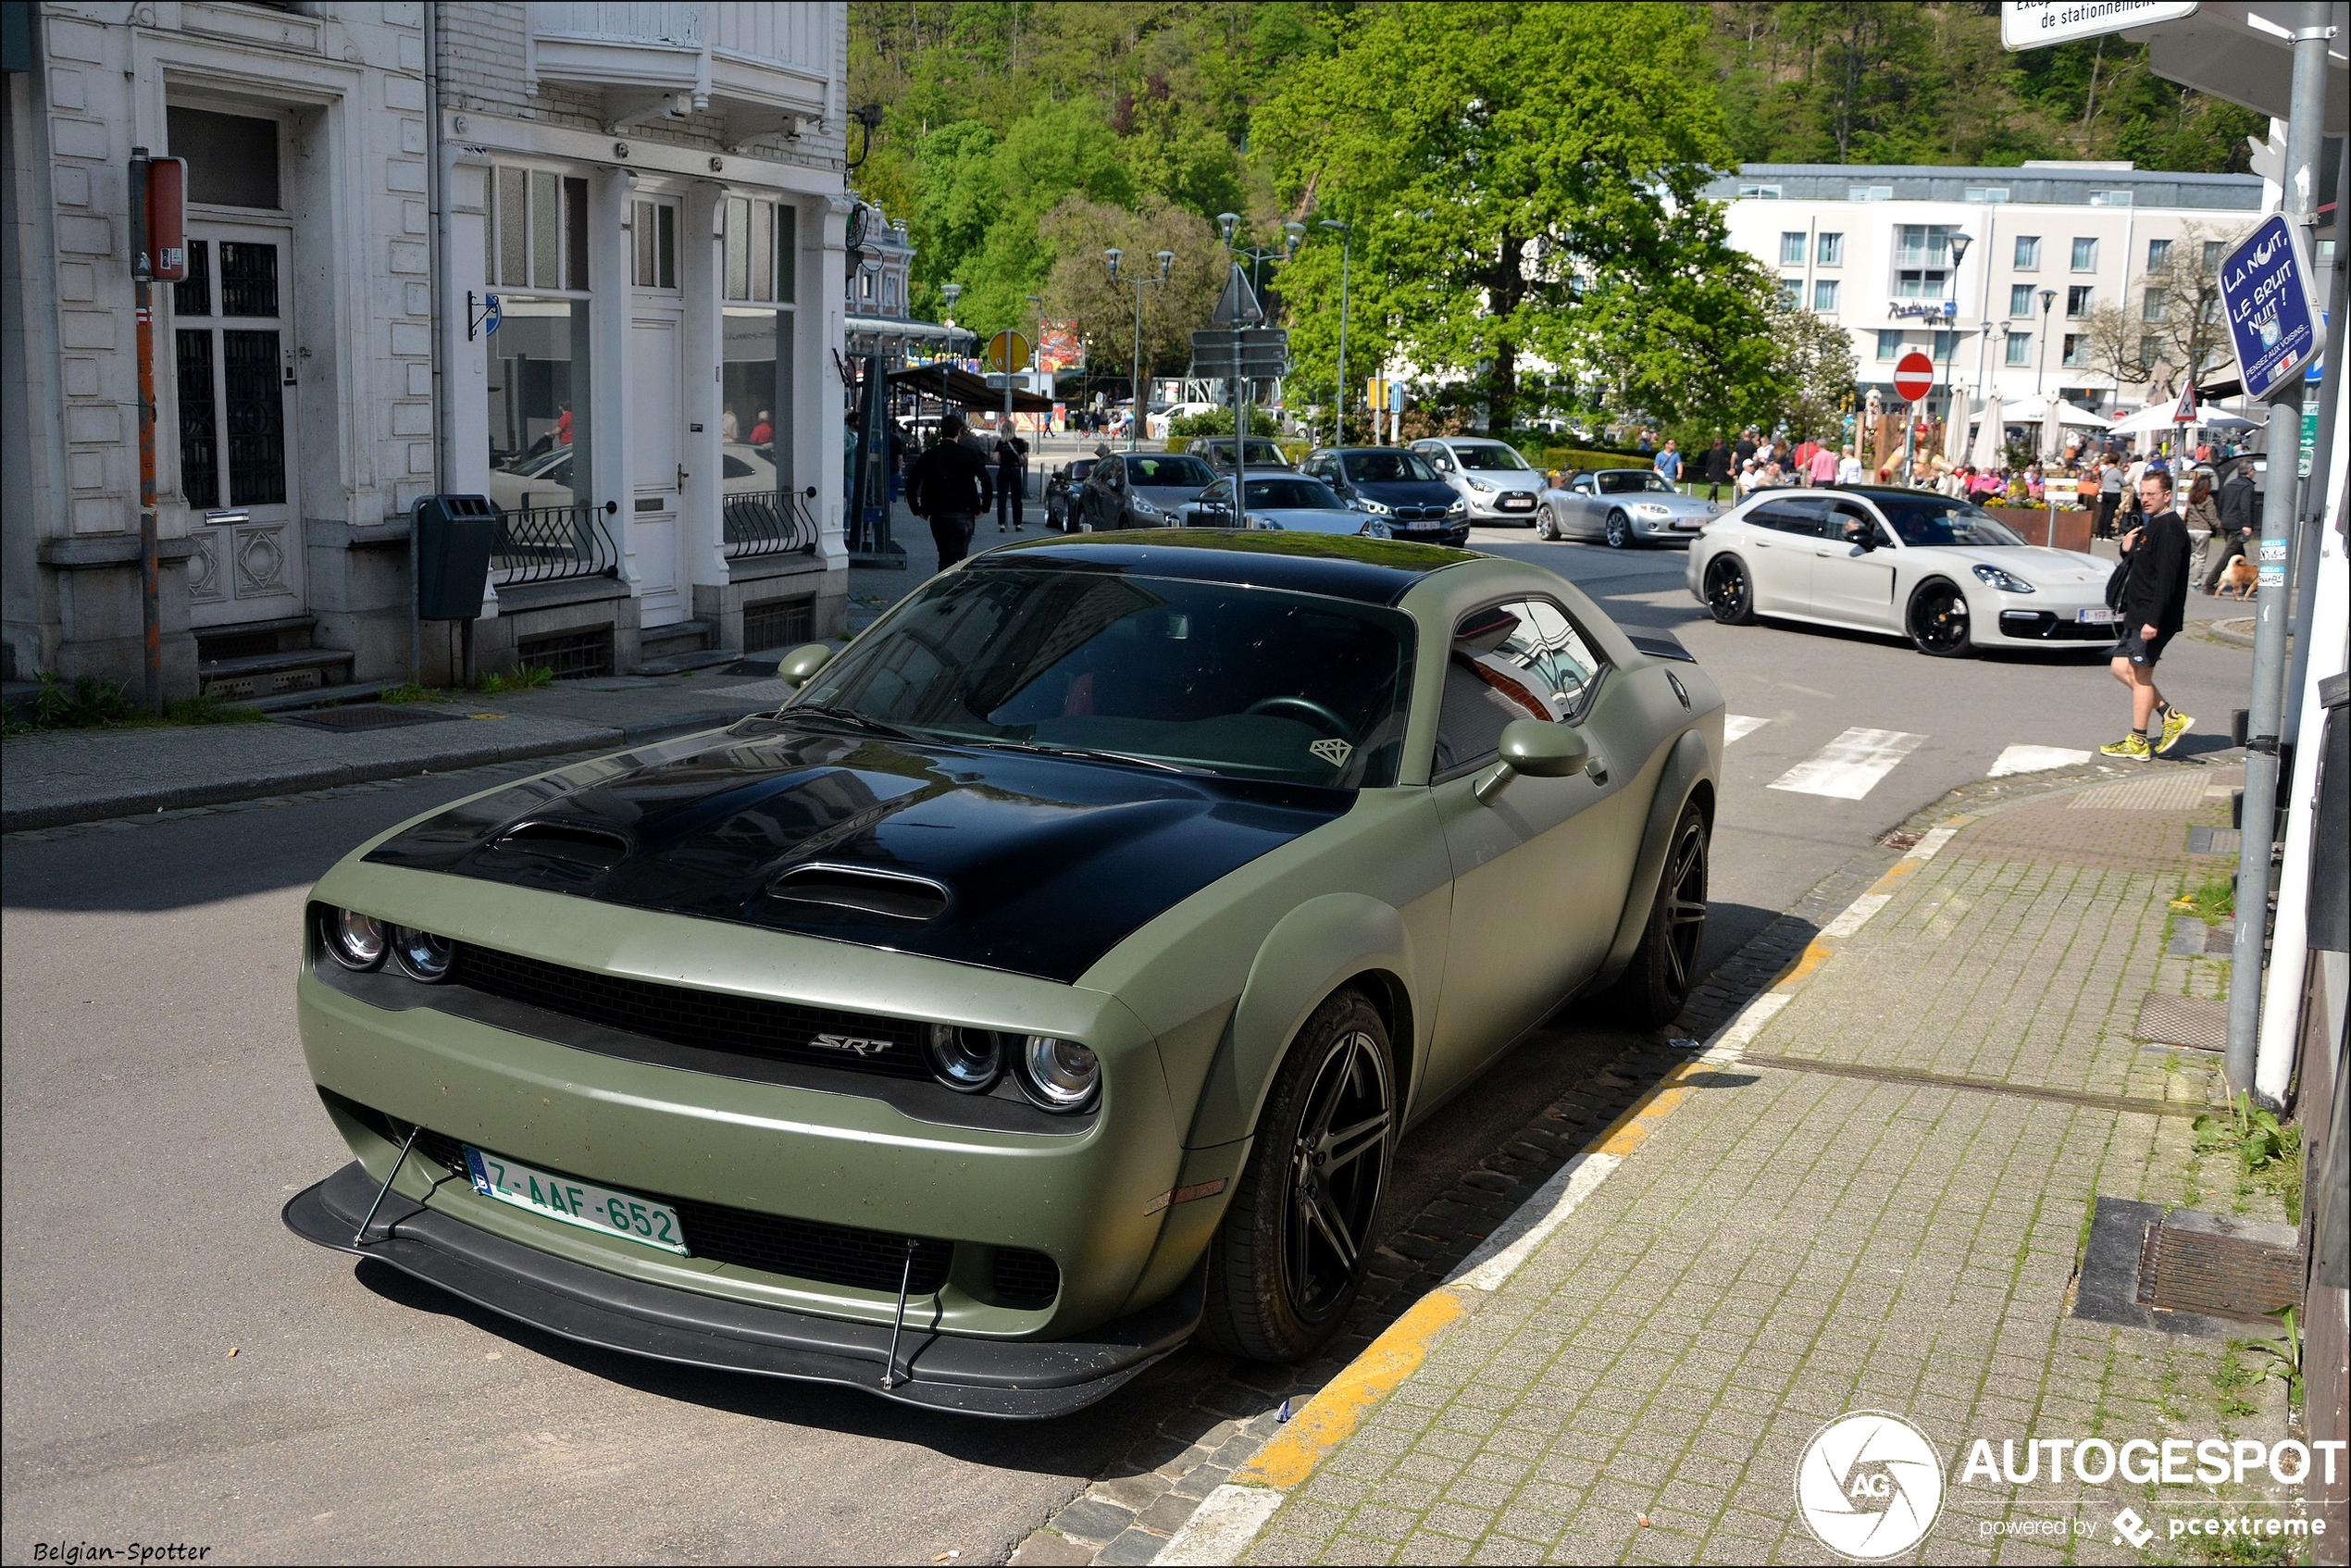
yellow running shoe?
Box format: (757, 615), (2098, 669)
(2157, 708), (2194, 755)
(2100, 733), (2152, 760)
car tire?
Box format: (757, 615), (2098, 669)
(1906, 579), (1974, 657)
(1536, 504), (1561, 541)
(1702, 554), (1757, 625)
(1605, 511), (1632, 549)
(1598, 802), (1710, 1029)
(1201, 987), (1396, 1364)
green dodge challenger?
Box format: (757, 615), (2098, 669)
(286, 531), (1722, 1416)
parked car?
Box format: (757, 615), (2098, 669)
(486, 447), (577, 515)
(1300, 447), (1467, 536)
(1175, 472), (1465, 541)
(1537, 469), (1718, 547)
(1076, 450), (1220, 529)
(1187, 436), (1293, 475)
(1044, 457), (1099, 531)
(1688, 487), (2121, 657)
(285, 531), (1723, 1416)
(1410, 438), (1545, 526)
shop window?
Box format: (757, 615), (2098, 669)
(486, 298), (591, 507)
(724, 308), (794, 494)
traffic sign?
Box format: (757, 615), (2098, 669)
(2218, 215), (2321, 402)
(1211, 268), (1264, 328)
(1192, 328), (1289, 375)
(983, 330), (1031, 375)
(1893, 351), (1936, 403)
(2000, 1), (2198, 51)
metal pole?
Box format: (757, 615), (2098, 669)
(1130, 280), (1143, 453)
(130, 149), (161, 716)
(2225, 0), (2331, 1103)
(1335, 231), (1350, 448)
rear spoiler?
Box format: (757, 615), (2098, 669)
(1623, 628), (1697, 664)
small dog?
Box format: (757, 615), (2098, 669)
(2217, 555), (2258, 600)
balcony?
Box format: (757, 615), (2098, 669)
(528, 3), (837, 150)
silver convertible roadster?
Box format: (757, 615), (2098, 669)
(1536, 469), (1720, 546)
(282, 531), (1722, 1416)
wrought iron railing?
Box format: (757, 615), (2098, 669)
(723, 488), (820, 560)
(491, 502), (618, 587)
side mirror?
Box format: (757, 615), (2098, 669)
(1475, 719), (1591, 803)
(776, 642), (835, 689)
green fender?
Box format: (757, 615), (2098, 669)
(1182, 892), (1424, 1152)
(1590, 725), (1715, 991)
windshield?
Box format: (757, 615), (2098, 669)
(1126, 454), (1216, 490)
(793, 568), (1415, 788)
(1245, 477), (1346, 510)
(1876, 497), (2026, 547)
(1341, 450), (1440, 484)
(1451, 442), (1531, 472)
(1202, 439), (1286, 464)
(1596, 471), (1675, 495)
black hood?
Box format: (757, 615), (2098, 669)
(363, 720), (1350, 984)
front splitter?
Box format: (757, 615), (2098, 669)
(284, 1161), (1200, 1419)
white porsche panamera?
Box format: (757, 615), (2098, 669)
(1686, 487), (2122, 657)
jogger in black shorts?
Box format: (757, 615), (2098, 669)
(2100, 470), (2195, 760)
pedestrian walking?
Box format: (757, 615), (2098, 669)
(2100, 468), (2195, 760)
(1807, 441), (1838, 487)
(2201, 463), (2257, 593)
(1654, 439), (1681, 485)
(1701, 437), (1732, 501)
(904, 411), (992, 568)
(1837, 446), (1863, 485)
(2096, 455), (2125, 538)
(994, 428), (1027, 531)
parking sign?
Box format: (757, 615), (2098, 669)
(2218, 215), (2321, 401)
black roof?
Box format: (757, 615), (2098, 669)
(975, 529), (1477, 606)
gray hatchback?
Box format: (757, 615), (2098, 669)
(1076, 451), (1221, 530)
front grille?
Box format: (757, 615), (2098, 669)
(993, 1247), (1062, 1307)
(402, 1120), (953, 1295)
(449, 942), (932, 1079)
(1999, 610), (2119, 642)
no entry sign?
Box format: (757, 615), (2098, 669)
(1893, 352), (1936, 403)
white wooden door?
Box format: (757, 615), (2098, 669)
(630, 313), (686, 627)
(171, 224), (302, 628)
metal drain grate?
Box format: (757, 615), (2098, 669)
(274, 704), (457, 732)
(2135, 1212), (2304, 1324)
(2135, 992), (2229, 1051)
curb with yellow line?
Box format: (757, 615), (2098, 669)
(1155, 816), (1972, 1566)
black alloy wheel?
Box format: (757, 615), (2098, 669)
(1907, 579), (1973, 657)
(1202, 989), (1396, 1362)
(1605, 510), (1632, 549)
(1703, 554), (1757, 625)
(1600, 803), (1710, 1027)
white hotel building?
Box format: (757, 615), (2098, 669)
(1705, 161), (2270, 425)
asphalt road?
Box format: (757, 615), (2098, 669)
(0, 525), (2254, 1564)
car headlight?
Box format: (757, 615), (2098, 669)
(1020, 1035), (1100, 1111)
(927, 1025), (1002, 1093)
(1465, 476), (1496, 493)
(1445, 500), (1467, 517)
(322, 907), (386, 971)
(390, 926), (455, 981)
(1972, 564), (2035, 593)
(1359, 498), (1393, 516)
(1244, 513), (1279, 529)
(1635, 503), (1672, 516)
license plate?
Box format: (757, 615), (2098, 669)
(1499, 496), (1534, 510)
(2077, 607), (2119, 624)
(465, 1146), (689, 1255)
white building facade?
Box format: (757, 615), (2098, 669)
(2, 1), (852, 697)
(1709, 161), (2267, 426)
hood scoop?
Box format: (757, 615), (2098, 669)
(490, 820), (632, 869)
(765, 863), (953, 923)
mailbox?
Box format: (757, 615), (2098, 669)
(414, 494), (499, 621)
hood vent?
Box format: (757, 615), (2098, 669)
(765, 863), (952, 923)
(490, 820), (631, 869)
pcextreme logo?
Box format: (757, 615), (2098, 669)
(1796, 1412), (1945, 1560)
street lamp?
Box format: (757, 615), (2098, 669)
(1106, 246), (1173, 452)
(1937, 232), (1972, 467)
(1318, 219), (1351, 447)
(2035, 287), (2057, 397)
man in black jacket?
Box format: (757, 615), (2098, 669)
(903, 413), (993, 567)
(2202, 461), (2258, 593)
(2101, 468), (2196, 760)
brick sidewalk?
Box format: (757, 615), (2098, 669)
(1226, 763), (2308, 1566)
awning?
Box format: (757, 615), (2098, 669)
(887, 362), (1057, 413)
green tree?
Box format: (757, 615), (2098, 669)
(1256, 3), (1785, 432)
(1758, 294), (1860, 442)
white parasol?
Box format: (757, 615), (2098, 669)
(1943, 392), (1972, 467)
(1968, 390), (2006, 469)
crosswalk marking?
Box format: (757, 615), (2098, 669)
(1723, 715), (1769, 744)
(1988, 744), (2092, 778)
(1767, 728), (1927, 801)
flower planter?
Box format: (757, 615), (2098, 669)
(1986, 505), (2093, 554)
